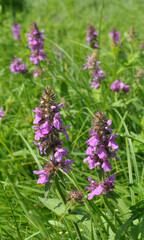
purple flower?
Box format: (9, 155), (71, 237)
(84, 111), (118, 199)
(32, 107), (42, 125)
(84, 52), (104, 88)
(87, 23), (98, 48)
(110, 150), (120, 161)
(84, 112), (119, 171)
(110, 80), (130, 93)
(123, 85), (130, 92)
(10, 56), (27, 74)
(86, 135), (100, 147)
(86, 174), (116, 199)
(12, 23), (21, 40)
(53, 112), (63, 130)
(89, 81), (99, 88)
(108, 134), (119, 150)
(33, 88), (74, 184)
(83, 155), (101, 169)
(109, 28), (120, 46)
(103, 174), (116, 194)
(86, 177), (104, 200)
(102, 159), (111, 172)
(62, 159), (74, 172)
(96, 145), (107, 159)
(33, 169), (49, 184)
(54, 147), (69, 162)
(32, 89), (70, 156)
(61, 125), (71, 140)
(27, 22), (47, 65)
(110, 80), (124, 92)
(86, 146), (96, 155)
(0, 107), (5, 121)
(33, 68), (45, 78)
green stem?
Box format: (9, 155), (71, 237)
(55, 174), (83, 240)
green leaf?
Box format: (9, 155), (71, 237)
(115, 214), (137, 240)
(39, 197), (65, 216)
(131, 185), (144, 198)
(107, 192), (131, 220)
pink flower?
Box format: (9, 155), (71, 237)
(10, 56), (27, 74)
(33, 169), (49, 184)
(0, 107), (5, 121)
(12, 23), (21, 40)
(32, 88), (74, 184)
(110, 80), (130, 93)
(109, 28), (120, 45)
(54, 147), (69, 162)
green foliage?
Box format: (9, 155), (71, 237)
(0, 0), (144, 239)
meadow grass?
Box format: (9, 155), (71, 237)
(0, 0), (144, 239)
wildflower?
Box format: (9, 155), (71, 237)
(0, 107), (5, 121)
(12, 23), (21, 40)
(84, 111), (119, 172)
(67, 189), (84, 205)
(10, 56), (27, 74)
(84, 111), (118, 199)
(109, 28), (120, 46)
(54, 147), (69, 162)
(123, 85), (130, 92)
(86, 174), (116, 200)
(110, 80), (130, 93)
(27, 22), (47, 65)
(87, 23), (98, 48)
(83, 50), (104, 88)
(33, 87), (74, 184)
(33, 68), (45, 78)
(33, 169), (49, 184)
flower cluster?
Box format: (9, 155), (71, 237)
(110, 80), (130, 93)
(84, 50), (104, 88)
(84, 111), (119, 199)
(27, 22), (47, 65)
(87, 23), (98, 48)
(86, 174), (116, 200)
(0, 107), (5, 121)
(33, 88), (74, 184)
(10, 56), (27, 74)
(67, 189), (84, 205)
(12, 23), (21, 40)
(109, 28), (120, 46)
(33, 68), (45, 78)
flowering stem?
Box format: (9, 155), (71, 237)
(55, 174), (66, 205)
(54, 174), (83, 240)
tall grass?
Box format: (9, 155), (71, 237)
(0, 0), (144, 239)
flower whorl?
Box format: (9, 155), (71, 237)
(33, 88), (74, 184)
(84, 111), (119, 199)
